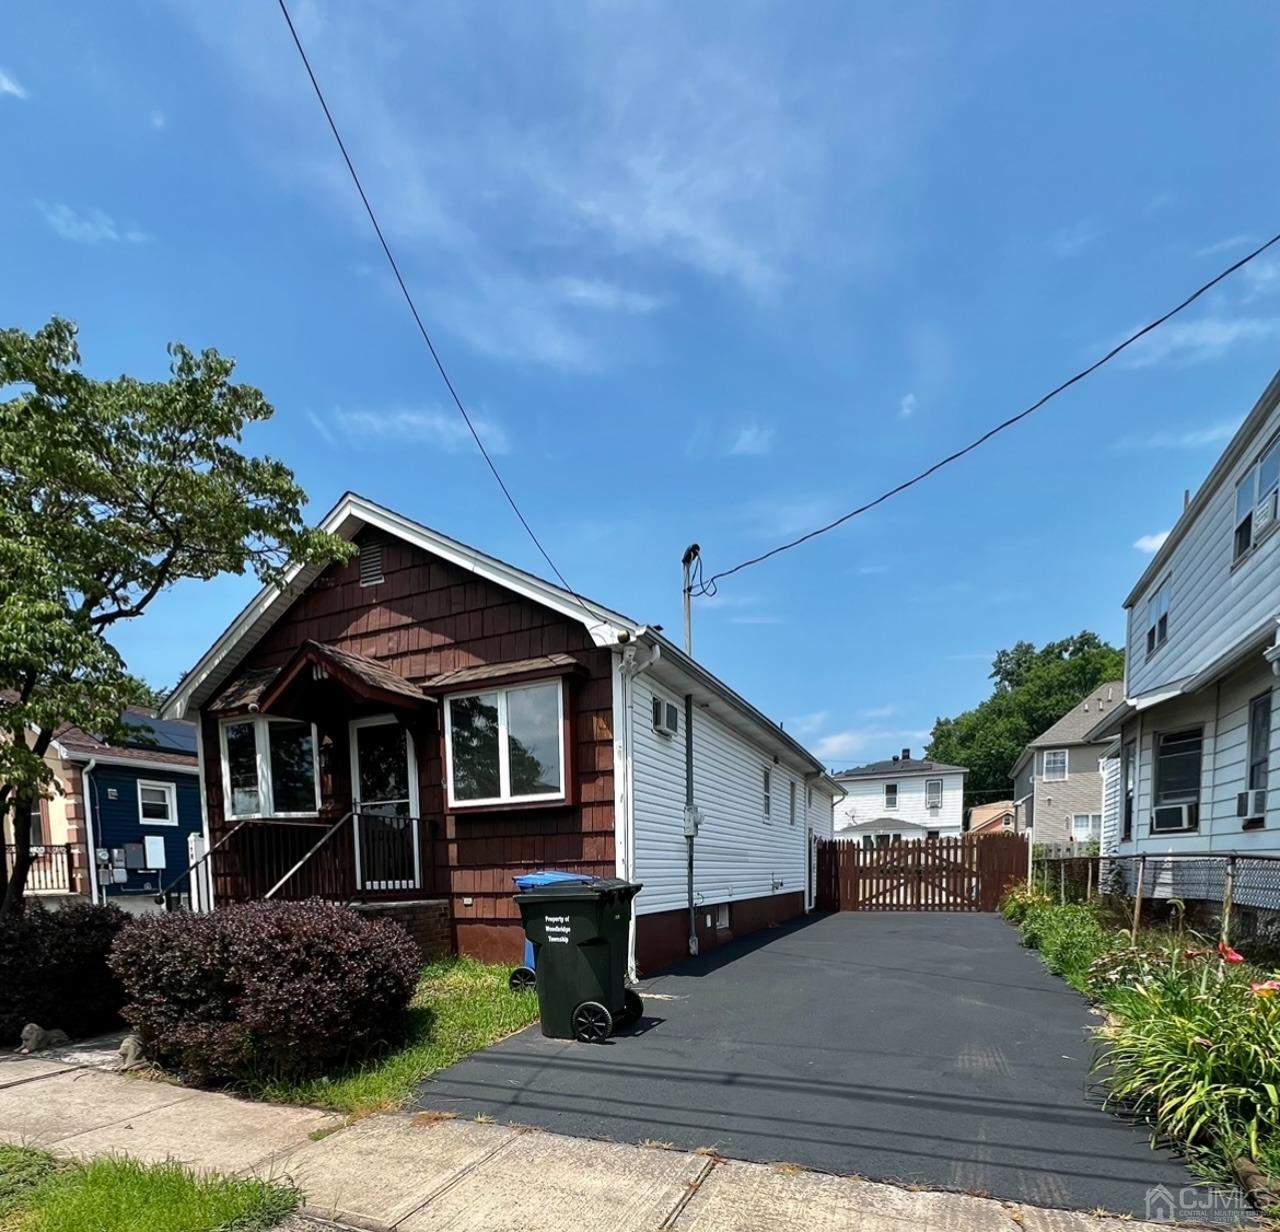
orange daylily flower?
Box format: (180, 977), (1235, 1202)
(1250, 980), (1280, 998)
(1218, 941), (1245, 964)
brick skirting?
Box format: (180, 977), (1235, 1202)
(352, 899), (453, 962)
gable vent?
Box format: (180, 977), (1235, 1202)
(359, 538), (384, 587)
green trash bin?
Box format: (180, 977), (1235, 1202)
(514, 877), (643, 1043)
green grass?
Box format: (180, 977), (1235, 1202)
(0, 1148), (296, 1232)
(255, 957), (541, 1116)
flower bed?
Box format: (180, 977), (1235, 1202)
(1000, 887), (1280, 1207)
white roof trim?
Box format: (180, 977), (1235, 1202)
(161, 492), (635, 720)
(64, 752), (198, 774)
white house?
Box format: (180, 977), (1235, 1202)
(831, 750), (966, 843)
(1087, 368), (1280, 860)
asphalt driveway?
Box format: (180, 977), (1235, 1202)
(413, 912), (1216, 1217)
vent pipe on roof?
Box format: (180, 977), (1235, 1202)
(901, 747), (911, 761)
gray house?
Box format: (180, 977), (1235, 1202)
(1011, 682), (1124, 845)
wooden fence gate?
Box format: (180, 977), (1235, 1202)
(815, 834), (1027, 912)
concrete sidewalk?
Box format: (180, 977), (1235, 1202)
(0, 1052), (1206, 1231)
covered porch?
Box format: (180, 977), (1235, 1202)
(206, 640), (438, 905)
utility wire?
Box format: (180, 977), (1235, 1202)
(692, 231), (1280, 596)
(274, 0), (610, 628)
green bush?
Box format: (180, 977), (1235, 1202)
(0, 903), (127, 1043)
(1017, 901), (1112, 991)
(110, 900), (420, 1086)
(999, 882), (1052, 924)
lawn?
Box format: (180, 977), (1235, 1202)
(255, 956), (541, 1116)
(0, 1146), (297, 1232)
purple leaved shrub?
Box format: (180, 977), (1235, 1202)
(110, 900), (419, 1084)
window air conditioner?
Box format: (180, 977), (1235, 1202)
(652, 698), (679, 737)
(1237, 789), (1268, 817)
(1151, 803), (1195, 833)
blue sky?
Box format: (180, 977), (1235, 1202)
(3, 3), (1280, 768)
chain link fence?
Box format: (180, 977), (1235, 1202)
(1032, 847), (1280, 959)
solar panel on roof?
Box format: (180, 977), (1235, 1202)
(120, 712), (198, 755)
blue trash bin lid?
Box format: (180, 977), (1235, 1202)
(512, 869), (596, 891)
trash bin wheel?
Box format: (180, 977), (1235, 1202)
(508, 966), (536, 992)
(616, 988), (644, 1028)
(571, 1000), (613, 1043)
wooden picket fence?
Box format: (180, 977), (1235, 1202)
(815, 833), (1027, 913)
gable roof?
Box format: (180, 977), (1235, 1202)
(834, 757), (967, 781)
(160, 493), (843, 789)
(1010, 680), (1125, 777)
(835, 816), (929, 833)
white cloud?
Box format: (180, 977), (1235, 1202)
(859, 705), (896, 719)
(813, 727), (930, 762)
(0, 69), (27, 100)
(37, 202), (147, 245)
(330, 407), (511, 454)
(898, 392), (916, 419)
(552, 277), (664, 314)
(307, 411), (336, 447)
(1050, 220), (1098, 258)
(1134, 530), (1170, 554)
(729, 613), (782, 625)
(1115, 419), (1240, 451)
(1243, 258), (1280, 302)
(150, 110), (167, 130)
(788, 711), (829, 736)
(856, 563), (889, 576)
(727, 424), (776, 457)
(1195, 234), (1254, 259)
(1121, 316), (1280, 368)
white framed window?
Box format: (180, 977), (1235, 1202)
(137, 780), (178, 827)
(220, 716), (321, 819)
(925, 779), (943, 809)
(444, 680), (565, 808)
(1152, 727), (1202, 832)
(1071, 813), (1101, 842)
(884, 782), (898, 810)
(1042, 749), (1068, 782)
(1248, 691), (1272, 793)
(762, 768), (772, 820)
(1233, 437), (1280, 563)
(1145, 576), (1170, 657)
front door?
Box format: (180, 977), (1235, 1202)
(350, 716), (420, 891)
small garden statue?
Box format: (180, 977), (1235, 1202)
(15, 1023), (69, 1054)
(117, 1034), (146, 1071)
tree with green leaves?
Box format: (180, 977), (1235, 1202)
(0, 317), (352, 918)
(926, 632), (1125, 811)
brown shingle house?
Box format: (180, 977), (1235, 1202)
(161, 493), (842, 974)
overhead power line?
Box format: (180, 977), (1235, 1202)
(273, 0), (608, 626)
(692, 231), (1280, 597)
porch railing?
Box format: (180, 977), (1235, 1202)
(5, 843), (74, 893)
(158, 812), (426, 909)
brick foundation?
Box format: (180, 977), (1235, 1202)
(352, 899), (453, 962)
(635, 890), (806, 975)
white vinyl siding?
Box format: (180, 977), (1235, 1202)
(1126, 397), (1280, 700)
(630, 678), (815, 916)
(832, 772), (966, 838)
(1100, 754), (1122, 854)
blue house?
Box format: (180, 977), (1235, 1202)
(50, 709), (204, 913)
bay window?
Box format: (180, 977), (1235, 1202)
(444, 680), (564, 807)
(220, 716), (320, 818)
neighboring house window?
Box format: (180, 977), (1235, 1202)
(806, 785), (813, 809)
(220, 716), (320, 818)
(1071, 813), (1101, 842)
(137, 780), (178, 827)
(28, 798), (47, 847)
(875, 834), (890, 848)
(1145, 576), (1170, 657)
(1042, 750), (1068, 782)
(1233, 438), (1280, 563)
(789, 780), (796, 826)
(926, 829), (940, 840)
(445, 681), (564, 807)
(1248, 690), (1272, 794)
(1121, 739), (1136, 842)
(884, 783), (898, 810)
(925, 779), (942, 809)
(1152, 728), (1202, 831)
(762, 769), (771, 820)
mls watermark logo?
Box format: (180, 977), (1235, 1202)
(1145, 1183), (1250, 1225)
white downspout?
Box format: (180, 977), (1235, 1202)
(82, 759), (99, 906)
